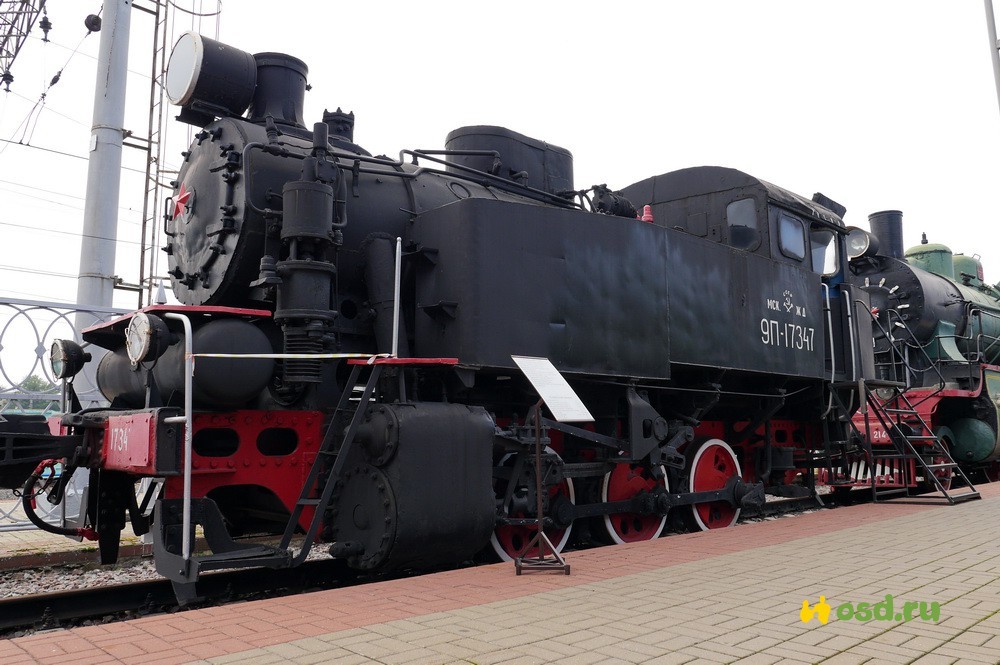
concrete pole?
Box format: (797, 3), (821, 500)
(64, 5), (132, 524)
(986, 0), (1000, 119)
(75, 0), (131, 308)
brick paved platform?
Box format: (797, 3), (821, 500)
(3, 483), (1000, 665)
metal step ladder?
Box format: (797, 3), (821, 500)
(859, 381), (980, 504)
(277, 360), (384, 565)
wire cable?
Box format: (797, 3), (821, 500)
(4, 88), (86, 126)
(0, 264), (79, 279)
(0, 220), (144, 246)
(1, 23), (95, 154)
(168, 0), (222, 17)
(0, 179), (150, 221)
(25, 34), (152, 80)
(0, 137), (152, 175)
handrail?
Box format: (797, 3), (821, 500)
(163, 313), (194, 563)
(821, 284), (835, 383)
(970, 307), (1000, 362)
(857, 297), (948, 404)
(882, 308), (948, 406)
(391, 236), (401, 358)
(844, 286), (858, 381)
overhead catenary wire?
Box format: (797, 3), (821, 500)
(168, 0), (222, 18)
(0, 137), (152, 175)
(5, 88), (86, 126)
(0, 178), (150, 221)
(0, 264), (79, 279)
(25, 33), (153, 80)
(1, 20), (96, 154)
(0, 287), (69, 300)
(0, 220), (145, 245)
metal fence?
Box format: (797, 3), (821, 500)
(0, 297), (129, 531)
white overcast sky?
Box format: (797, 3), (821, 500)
(1, 0), (999, 308)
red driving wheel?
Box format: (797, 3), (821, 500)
(687, 439), (742, 530)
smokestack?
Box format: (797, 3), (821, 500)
(247, 52), (308, 128)
(868, 210), (904, 259)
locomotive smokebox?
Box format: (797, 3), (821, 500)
(248, 53), (308, 129)
(868, 210), (905, 259)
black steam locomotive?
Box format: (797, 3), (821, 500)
(2, 33), (876, 594)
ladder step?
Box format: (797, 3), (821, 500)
(199, 554), (290, 572)
(195, 545), (288, 568)
(905, 435), (936, 441)
(297, 498), (322, 506)
(883, 408), (918, 414)
(924, 463), (957, 470)
(874, 488), (910, 496)
(860, 379), (907, 389)
(947, 492), (981, 501)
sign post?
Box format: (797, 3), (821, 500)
(510, 356), (594, 575)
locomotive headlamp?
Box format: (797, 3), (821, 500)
(125, 313), (172, 364)
(49, 339), (91, 380)
(165, 32), (257, 124)
(846, 227), (880, 260)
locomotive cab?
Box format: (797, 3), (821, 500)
(621, 167), (868, 386)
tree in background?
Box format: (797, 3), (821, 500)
(0, 374), (58, 413)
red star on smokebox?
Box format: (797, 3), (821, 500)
(173, 182), (194, 221)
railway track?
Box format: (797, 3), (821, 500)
(0, 558), (373, 636)
(0, 494), (832, 636)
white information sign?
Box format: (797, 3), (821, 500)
(511, 355), (594, 423)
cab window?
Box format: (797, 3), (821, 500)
(726, 198), (759, 250)
(810, 228), (839, 276)
(778, 213), (805, 260)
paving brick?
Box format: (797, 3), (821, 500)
(820, 654), (872, 665)
(554, 651), (635, 665)
(949, 631), (994, 647)
(929, 644), (1000, 663)
(9, 486), (1000, 665)
(684, 644), (757, 663)
(909, 655), (958, 665)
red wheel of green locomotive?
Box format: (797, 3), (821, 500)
(489, 449), (575, 562)
(923, 455), (953, 491)
(687, 439), (742, 530)
(599, 463), (668, 544)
